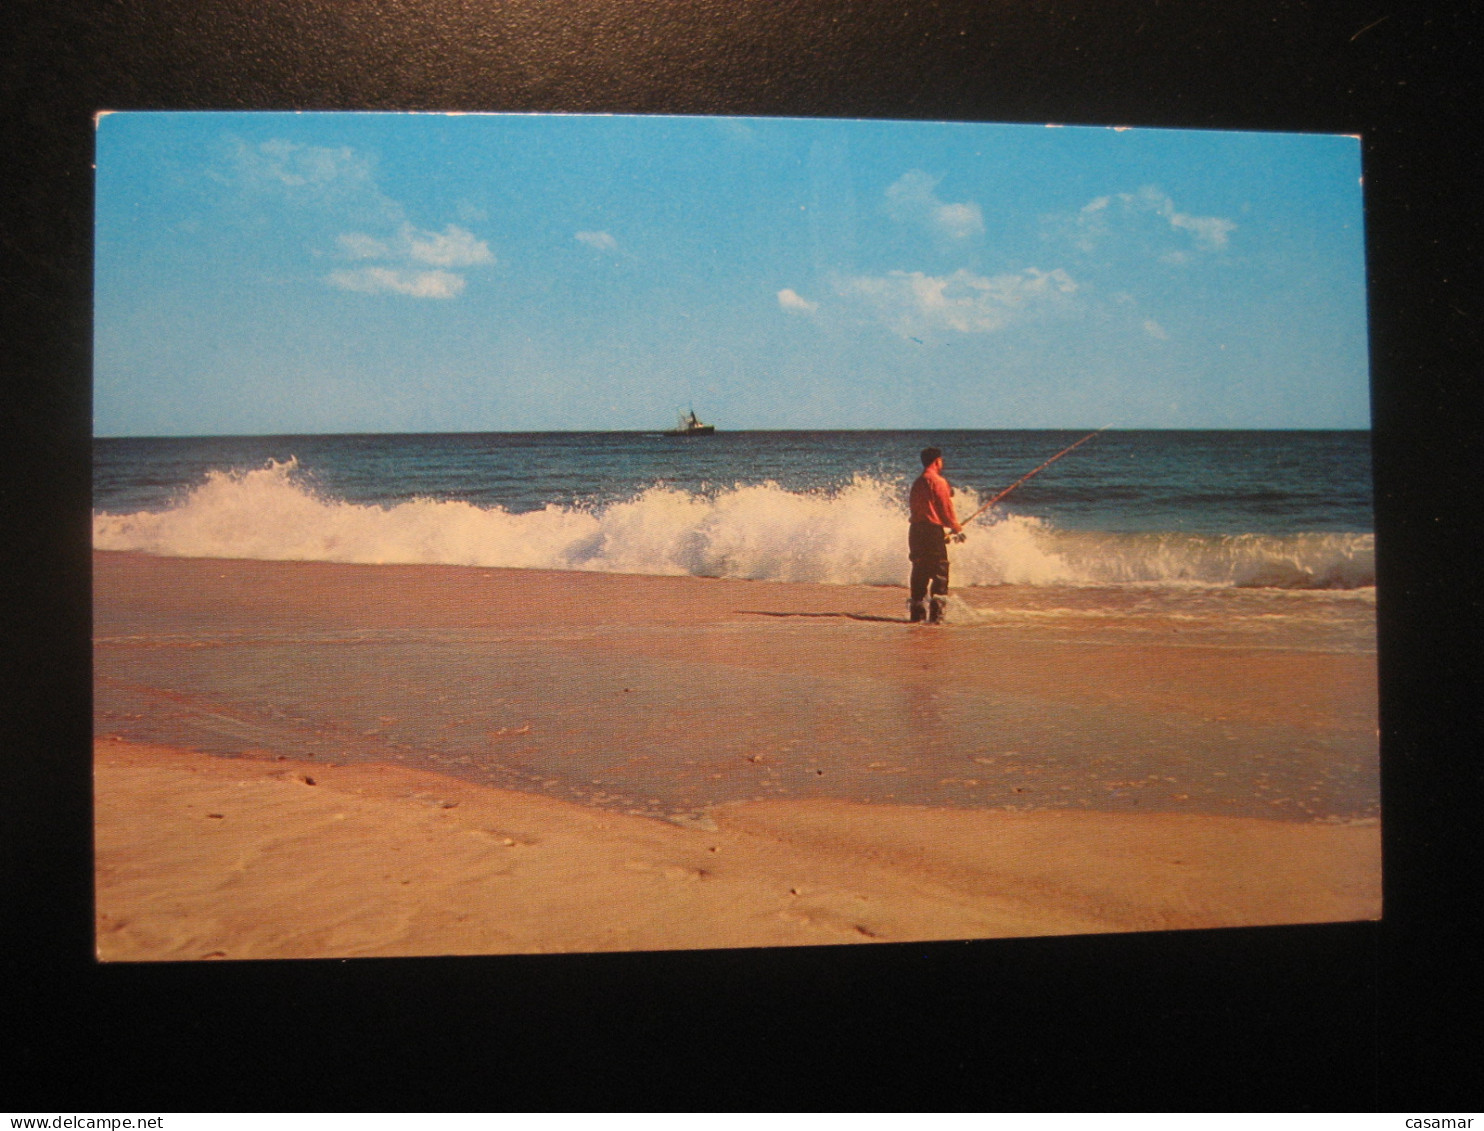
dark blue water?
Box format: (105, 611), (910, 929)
(95, 430), (1372, 537)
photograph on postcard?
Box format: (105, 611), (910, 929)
(93, 111), (1378, 960)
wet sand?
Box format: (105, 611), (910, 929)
(93, 551), (1380, 959)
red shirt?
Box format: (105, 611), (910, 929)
(910, 466), (961, 530)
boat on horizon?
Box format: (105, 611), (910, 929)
(663, 409), (716, 436)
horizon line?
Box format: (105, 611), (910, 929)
(93, 424), (1373, 440)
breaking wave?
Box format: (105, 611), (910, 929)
(92, 459), (1375, 590)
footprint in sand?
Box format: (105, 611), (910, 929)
(777, 905), (880, 939)
(623, 860), (711, 882)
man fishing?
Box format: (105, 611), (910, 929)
(906, 428), (1110, 625)
(908, 446), (965, 624)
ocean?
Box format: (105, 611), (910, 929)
(93, 429), (1379, 824)
(93, 429), (1374, 591)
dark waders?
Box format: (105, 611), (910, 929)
(908, 520), (951, 624)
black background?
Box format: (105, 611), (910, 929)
(4, 0), (1480, 1112)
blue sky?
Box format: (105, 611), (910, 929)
(94, 112), (1369, 435)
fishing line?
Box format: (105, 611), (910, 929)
(962, 425), (1111, 528)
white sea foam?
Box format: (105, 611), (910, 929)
(92, 459), (1376, 590)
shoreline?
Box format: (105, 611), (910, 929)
(95, 737), (1380, 961)
(93, 550), (1380, 959)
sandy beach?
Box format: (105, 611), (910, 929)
(94, 550), (1380, 959)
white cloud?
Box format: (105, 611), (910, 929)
(777, 288), (818, 314)
(337, 223), (493, 267)
(575, 230), (619, 253)
(838, 267), (1076, 338)
(326, 267), (465, 299)
(885, 170), (985, 240)
(226, 138), (401, 224)
(933, 201), (986, 241)
(329, 223), (492, 298)
(1143, 318), (1170, 340)
(224, 139), (492, 299)
(403, 223), (494, 267)
(885, 170), (936, 214)
(1167, 208), (1236, 250)
(1066, 185), (1234, 254)
(236, 139), (369, 190)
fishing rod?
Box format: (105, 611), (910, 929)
(961, 425), (1111, 528)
